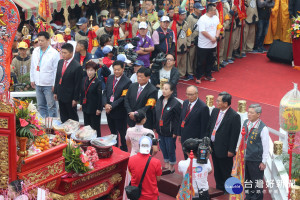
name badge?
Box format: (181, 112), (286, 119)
(83, 98), (87, 104)
(110, 95), (114, 102)
(159, 120), (163, 126)
(181, 121), (185, 128)
(36, 66), (40, 71)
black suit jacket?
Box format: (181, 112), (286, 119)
(103, 75), (132, 119)
(179, 99), (210, 143)
(124, 82), (158, 129)
(54, 59), (82, 103)
(207, 107), (241, 158)
(80, 76), (102, 114)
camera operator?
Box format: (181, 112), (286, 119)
(178, 138), (212, 200)
(135, 22), (154, 68)
(130, 60), (144, 83)
(151, 54), (180, 97)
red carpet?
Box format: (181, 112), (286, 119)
(99, 53), (299, 200)
(180, 53), (300, 107)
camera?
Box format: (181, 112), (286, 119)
(151, 52), (167, 73)
(115, 37), (140, 78)
(183, 137), (211, 164)
(145, 133), (159, 146)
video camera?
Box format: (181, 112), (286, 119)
(183, 137), (211, 164)
(114, 37), (141, 78)
(151, 52), (167, 73)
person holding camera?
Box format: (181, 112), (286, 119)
(124, 67), (157, 129)
(123, 111), (158, 200)
(103, 60), (131, 152)
(135, 22), (154, 68)
(151, 54), (180, 97)
(154, 82), (181, 172)
(127, 136), (162, 200)
(130, 60), (144, 83)
(179, 138), (212, 200)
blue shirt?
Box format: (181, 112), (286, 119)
(95, 47), (105, 59)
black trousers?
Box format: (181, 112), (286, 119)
(83, 112), (101, 137)
(192, 190), (209, 200)
(211, 150), (233, 191)
(58, 101), (79, 123)
(245, 161), (264, 200)
(196, 47), (216, 79)
(107, 115), (128, 151)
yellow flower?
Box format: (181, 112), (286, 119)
(295, 24), (300, 30)
(297, 16), (300, 21)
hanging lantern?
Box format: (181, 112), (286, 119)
(279, 83), (300, 132)
(273, 141), (283, 155)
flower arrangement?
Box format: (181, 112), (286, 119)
(85, 146), (99, 164)
(63, 142), (92, 174)
(15, 101), (43, 139)
(289, 13), (300, 39)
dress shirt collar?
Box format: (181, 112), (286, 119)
(115, 75), (122, 81)
(220, 107), (230, 114)
(189, 98), (198, 108)
(139, 82), (148, 89)
(248, 118), (261, 128)
(64, 57), (73, 65)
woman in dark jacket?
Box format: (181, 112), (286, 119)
(80, 61), (102, 137)
(154, 82), (181, 172)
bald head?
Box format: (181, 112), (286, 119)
(186, 86), (198, 103)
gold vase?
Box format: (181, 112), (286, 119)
(16, 136), (29, 172)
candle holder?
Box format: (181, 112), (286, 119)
(273, 141), (283, 155)
(206, 95), (214, 107)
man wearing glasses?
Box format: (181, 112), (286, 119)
(178, 85), (210, 159)
(150, 54), (180, 96)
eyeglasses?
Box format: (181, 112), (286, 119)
(166, 58), (174, 61)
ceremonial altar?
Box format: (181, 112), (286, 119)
(0, 99), (130, 199)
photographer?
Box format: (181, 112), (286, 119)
(135, 22), (154, 68)
(151, 54), (180, 97)
(130, 60), (144, 83)
(178, 138), (212, 200)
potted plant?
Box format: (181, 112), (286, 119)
(279, 153), (300, 186)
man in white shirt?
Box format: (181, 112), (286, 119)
(195, 3), (220, 84)
(242, 104), (269, 200)
(30, 31), (60, 117)
(178, 138), (212, 200)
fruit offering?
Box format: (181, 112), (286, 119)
(34, 134), (50, 151)
(51, 134), (66, 147)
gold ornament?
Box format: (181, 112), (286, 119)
(238, 100), (247, 113)
(0, 13), (6, 26)
(206, 95), (214, 107)
(273, 141), (283, 155)
(291, 185), (300, 200)
(0, 136), (9, 189)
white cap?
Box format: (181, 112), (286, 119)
(160, 16), (170, 22)
(139, 22), (148, 29)
(117, 54), (131, 64)
(139, 136), (152, 154)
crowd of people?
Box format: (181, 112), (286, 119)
(10, 0), (274, 199)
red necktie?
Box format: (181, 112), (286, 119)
(61, 60), (68, 76)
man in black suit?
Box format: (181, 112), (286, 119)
(124, 67), (158, 129)
(178, 85), (210, 159)
(54, 43), (82, 123)
(207, 92), (241, 192)
(103, 60), (131, 151)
